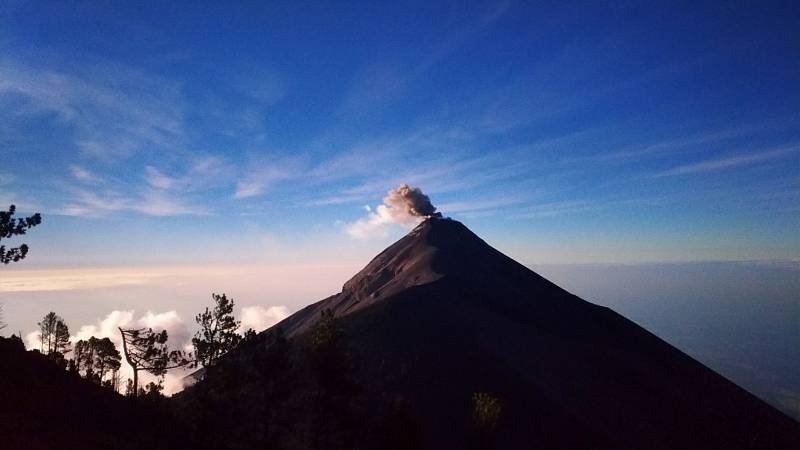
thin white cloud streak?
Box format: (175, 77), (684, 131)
(59, 155), (232, 217)
(0, 60), (184, 160)
(656, 146), (799, 177)
(144, 155), (234, 193)
(234, 156), (303, 199)
(0, 269), (159, 292)
(437, 197), (525, 215)
(564, 120), (800, 165)
(234, 167), (292, 199)
(1, 58), (232, 217)
(59, 188), (131, 217)
(136, 189), (209, 216)
(508, 200), (597, 219)
(0, 266), (250, 293)
(302, 127), (535, 209)
(59, 186), (208, 217)
(69, 165), (99, 184)
(0, 265), (356, 293)
(297, 46), (760, 215)
(145, 166), (176, 189)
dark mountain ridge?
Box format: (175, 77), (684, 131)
(0, 336), (187, 450)
(180, 217), (800, 449)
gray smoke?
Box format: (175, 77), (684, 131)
(384, 184), (442, 219)
(347, 184), (442, 239)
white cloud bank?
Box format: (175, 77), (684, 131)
(240, 305), (290, 332)
(26, 309), (192, 395)
(23, 304), (290, 395)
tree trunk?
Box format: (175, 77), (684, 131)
(118, 327), (138, 398)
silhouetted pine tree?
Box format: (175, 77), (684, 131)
(118, 327), (188, 397)
(0, 204), (41, 264)
(192, 293), (242, 368)
(74, 337), (122, 386)
(37, 311), (70, 358)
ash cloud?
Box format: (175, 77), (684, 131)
(347, 184), (442, 239)
(385, 184), (442, 219)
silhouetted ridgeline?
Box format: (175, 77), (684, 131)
(0, 336), (188, 450)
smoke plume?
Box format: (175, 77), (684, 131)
(347, 184), (442, 239)
(385, 184), (442, 219)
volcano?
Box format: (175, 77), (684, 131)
(178, 217), (800, 449)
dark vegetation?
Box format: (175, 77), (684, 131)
(119, 326), (190, 396)
(174, 310), (421, 450)
(0, 204), (41, 264)
(71, 336), (122, 389)
(37, 311), (71, 363)
(192, 293), (243, 368)
(0, 292), (251, 449)
(0, 335), (189, 450)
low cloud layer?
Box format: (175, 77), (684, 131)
(26, 309), (192, 395)
(23, 304), (290, 395)
(347, 184), (442, 239)
(240, 305), (290, 332)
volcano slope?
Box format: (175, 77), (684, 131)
(176, 218), (800, 449)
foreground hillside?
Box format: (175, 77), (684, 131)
(176, 218), (800, 449)
(0, 336), (187, 450)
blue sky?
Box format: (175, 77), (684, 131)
(1, 1), (799, 267)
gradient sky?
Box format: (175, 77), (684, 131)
(1, 1), (799, 400)
(1, 1), (798, 269)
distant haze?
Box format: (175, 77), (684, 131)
(536, 261), (800, 420)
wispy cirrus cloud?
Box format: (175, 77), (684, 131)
(656, 145), (799, 177)
(135, 189), (209, 216)
(69, 165), (99, 184)
(145, 166), (176, 189)
(234, 157), (301, 199)
(60, 161), (218, 217)
(58, 150), (234, 217)
(437, 196), (526, 215)
(0, 59), (184, 161)
(561, 118), (800, 165)
(300, 123), (530, 208)
(143, 155), (234, 192)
